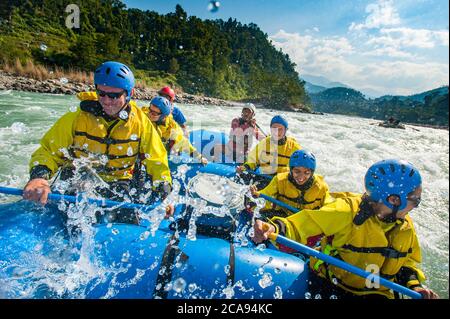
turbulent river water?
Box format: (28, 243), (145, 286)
(0, 90), (448, 298)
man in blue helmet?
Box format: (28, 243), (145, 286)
(252, 159), (439, 299)
(237, 115), (301, 189)
(23, 61), (173, 223)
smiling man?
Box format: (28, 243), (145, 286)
(23, 61), (172, 223)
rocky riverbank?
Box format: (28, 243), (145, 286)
(0, 70), (244, 107)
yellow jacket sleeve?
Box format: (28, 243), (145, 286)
(259, 175), (280, 210)
(244, 138), (265, 170)
(140, 116), (172, 186)
(168, 118), (200, 158)
(29, 109), (80, 178)
(270, 198), (354, 246)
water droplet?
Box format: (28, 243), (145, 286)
(10, 122), (29, 134)
(40, 43), (48, 51)
(179, 45), (183, 49)
(188, 283), (197, 293)
(274, 267), (281, 274)
(140, 34), (144, 38)
(59, 77), (68, 84)
(111, 228), (119, 235)
(274, 286), (283, 299)
(121, 251), (130, 262)
(119, 110), (128, 120)
(139, 231), (150, 241)
(224, 265), (230, 275)
(258, 273), (273, 289)
(130, 134), (138, 141)
(117, 145), (123, 150)
(69, 105), (78, 112)
(314, 294), (322, 299)
(208, 1), (220, 12)
(388, 182), (394, 188)
(145, 153), (151, 159)
(33, 161), (40, 166)
(173, 277), (186, 293)
(330, 295), (338, 299)
(305, 292), (311, 299)
(127, 146), (134, 156)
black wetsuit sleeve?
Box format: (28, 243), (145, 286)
(29, 165), (52, 180)
(396, 267), (422, 289)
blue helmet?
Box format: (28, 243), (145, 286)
(289, 150), (316, 171)
(364, 159), (422, 210)
(150, 96), (171, 119)
(270, 115), (288, 129)
(94, 61), (135, 101)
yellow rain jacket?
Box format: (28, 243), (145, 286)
(29, 92), (171, 185)
(259, 172), (331, 215)
(141, 107), (202, 159)
(243, 136), (301, 175)
(269, 193), (426, 298)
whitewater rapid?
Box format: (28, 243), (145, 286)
(0, 90), (448, 298)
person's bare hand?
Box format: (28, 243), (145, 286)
(23, 178), (51, 205)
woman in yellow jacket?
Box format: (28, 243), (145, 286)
(249, 150), (330, 221)
(252, 159), (439, 299)
(237, 115), (301, 189)
(23, 61), (173, 223)
(142, 96), (207, 165)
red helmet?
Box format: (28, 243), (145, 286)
(158, 86), (175, 102)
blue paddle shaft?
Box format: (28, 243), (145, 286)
(0, 186), (160, 212)
(259, 193), (298, 213)
(271, 234), (422, 299)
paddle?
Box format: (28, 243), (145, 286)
(266, 229), (422, 299)
(264, 226), (422, 299)
(242, 169), (273, 180)
(0, 186), (161, 212)
(258, 193), (298, 213)
(255, 122), (268, 137)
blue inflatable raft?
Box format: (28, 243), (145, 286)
(0, 130), (310, 299)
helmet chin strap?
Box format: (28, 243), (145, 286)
(382, 205), (400, 223)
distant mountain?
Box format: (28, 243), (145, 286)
(303, 81), (327, 94)
(301, 74), (350, 89)
(309, 86), (449, 127)
(379, 86), (449, 103)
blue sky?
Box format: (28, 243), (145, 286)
(123, 0), (449, 96)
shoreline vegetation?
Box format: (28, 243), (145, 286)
(0, 60), (447, 131)
(0, 59), (243, 107)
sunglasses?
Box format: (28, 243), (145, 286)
(97, 89), (125, 99)
(407, 196), (421, 208)
(148, 107), (162, 116)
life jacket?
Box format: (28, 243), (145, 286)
(141, 107), (199, 158)
(308, 194), (423, 298)
(228, 117), (262, 156)
(260, 172), (330, 214)
(244, 136), (301, 175)
(67, 94), (144, 181)
(30, 91), (171, 185)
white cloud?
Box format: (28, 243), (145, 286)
(349, 0), (401, 31)
(313, 27), (320, 32)
(363, 47), (415, 58)
(269, 29), (449, 95)
(360, 61), (449, 94)
(366, 28), (449, 49)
